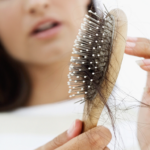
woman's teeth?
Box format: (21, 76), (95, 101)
(35, 23), (56, 33)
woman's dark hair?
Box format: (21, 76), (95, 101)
(88, 0), (95, 11)
(0, 1), (95, 111)
(0, 42), (31, 111)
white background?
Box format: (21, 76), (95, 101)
(0, 0), (150, 150)
(103, 0), (150, 149)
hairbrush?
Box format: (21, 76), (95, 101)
(68, 7), (128, 132)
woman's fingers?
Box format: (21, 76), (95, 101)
(125, 37), (150, 72)
(35, 121), (111, 150)
(56, 126), (112, 150)
(35, 122), (111, 150)
(35, 119), (82, 150)
(136, 59), (150, 72)
(125, 37), (150, 58)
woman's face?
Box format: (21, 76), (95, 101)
(0, 0), (90, 65)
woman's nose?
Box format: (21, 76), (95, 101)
(26, 0), (50, 16)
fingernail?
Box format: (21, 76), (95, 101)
(126, 42), (136, 49)
(67, 121), (76, 137)
(136, 60), (144, 66)
(144, 86), (150, 93)
(127, 37), (138, 42)
(143, 59), (150, 65)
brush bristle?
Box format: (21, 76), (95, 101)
(68, 9), (115, 102)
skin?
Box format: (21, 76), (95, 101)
(125, 37), (150, 150)
(36, 119), (111, 150)
(0, 0), (91, 106)
(0, 0), (112, 149)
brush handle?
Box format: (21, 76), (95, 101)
(82, 9), (128, 132)
(82, 96), (104, 132)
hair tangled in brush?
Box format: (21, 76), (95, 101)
(68, 2), (117, 129)
(68, 10), (115, 102)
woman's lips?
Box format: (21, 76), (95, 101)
(31, 23), (62, 40)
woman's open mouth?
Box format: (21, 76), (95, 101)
(31, 20), (62, 39)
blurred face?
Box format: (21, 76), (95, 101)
(0, 0), (90, 65)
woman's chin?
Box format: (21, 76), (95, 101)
(28, 52), (71, 66)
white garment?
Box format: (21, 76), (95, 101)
(0, 98), (140, 150)
(0, 98), (84, 150)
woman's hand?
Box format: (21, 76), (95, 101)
(35, 119), (111, 150)
(125, 37), (150, 71)
(125, 37), (150, 150)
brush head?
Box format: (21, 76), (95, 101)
(68, 9), (115, 102)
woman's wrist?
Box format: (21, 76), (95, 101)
(138, 72), (150, 150)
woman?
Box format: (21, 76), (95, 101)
(126, 37), (150, 150)
(0, 0), (111, 149)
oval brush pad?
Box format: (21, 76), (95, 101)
(68, 9), (114, 101)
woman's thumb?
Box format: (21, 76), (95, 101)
(35, 119), (82, 150)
